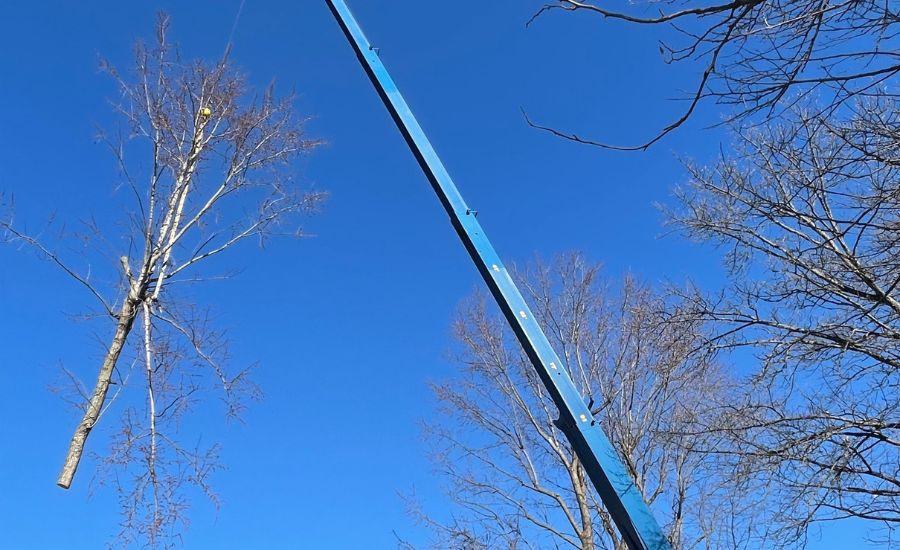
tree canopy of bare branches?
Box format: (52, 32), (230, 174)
(666, 99), (900, 543)
(413, 254), (762, 549)
(2, 14), (324, 547)
(527, 0), (900, 149)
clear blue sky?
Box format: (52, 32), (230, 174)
(0, 1), (875, 548)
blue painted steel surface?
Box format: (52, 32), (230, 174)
(324, 2), (674, 549)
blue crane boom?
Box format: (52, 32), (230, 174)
(324, 2), (673, 549)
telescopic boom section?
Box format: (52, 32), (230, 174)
(324, 2), (673, 549)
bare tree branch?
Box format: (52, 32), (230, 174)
(412, 254), (757, 549)
(526, 0), (900, 149)
(665, 100), (900, 541)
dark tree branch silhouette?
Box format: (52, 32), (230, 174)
(527, 0), (900, 149)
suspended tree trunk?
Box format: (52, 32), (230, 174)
(3, 13), (325, 547)
(58, 292), (140, 488)
(56, 96), (211, 490)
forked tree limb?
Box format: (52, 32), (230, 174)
(56, 119), (206, 490)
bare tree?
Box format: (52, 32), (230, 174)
(412, 254), (761, 549)
(526, 0), (900, 149)
(1, 14), (324, 547)
(665, 99), (899, 543)
(524, 0), (900, 540)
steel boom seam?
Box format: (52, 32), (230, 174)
(324, 2), (674, 549)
